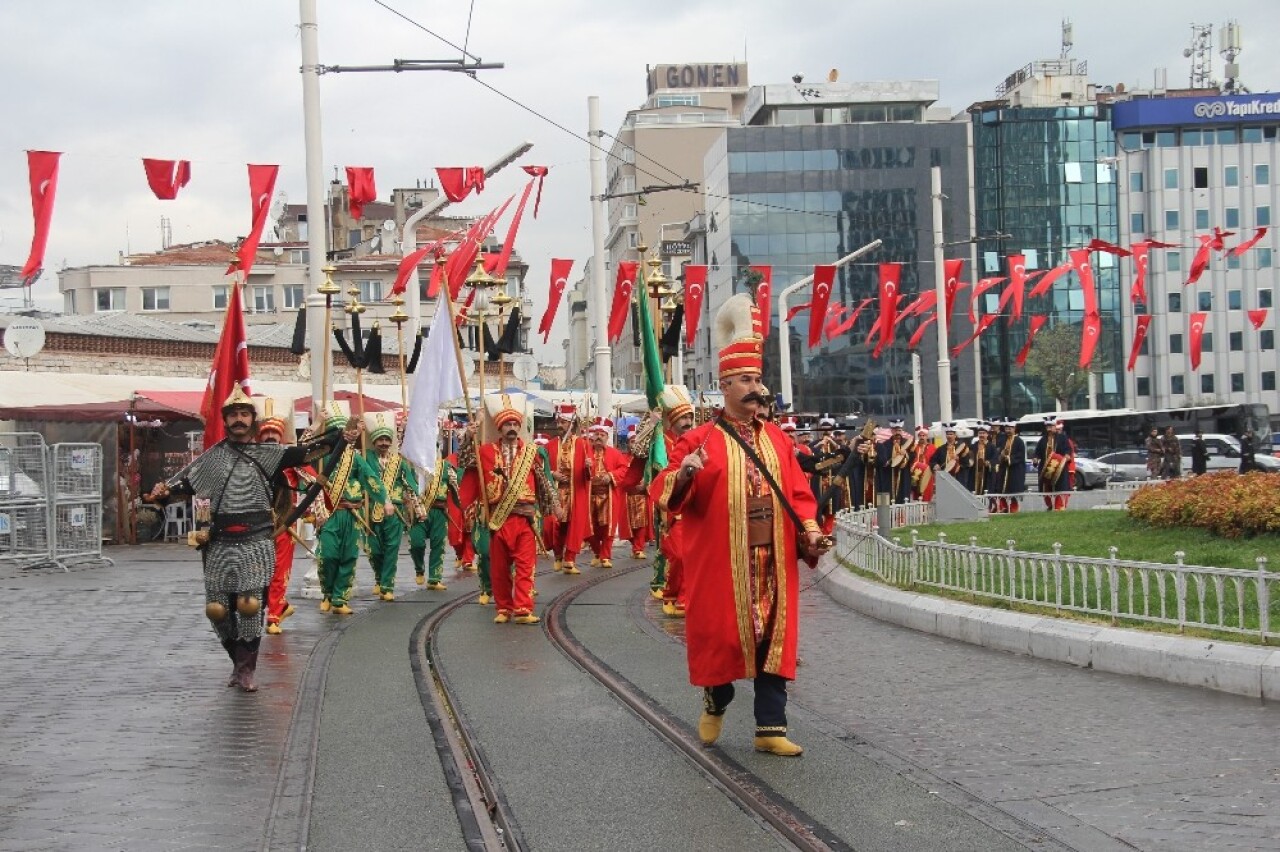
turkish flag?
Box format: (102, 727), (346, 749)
(1004, 254), (1028, 321)
(1129, 243), (1150, 305)
(871, 262), (901, 357)
(751, 265), (773, 338)
(1127, 314), (1152, 371)
(1027, 261), (1071, 300)
(1014, 314), (1049, 367)
(968, 277), (1005, 323)
(1248, 308), (1269, 331)
(1231, 227), (1268, 257)
(521, 165), (549, 217)
(683, 264), (708, 346)
(1189, 311), (1209, 370)
(943, 258), (965, 329)
(227, 164), (279, 280)
(390, 245), (435, 299)
(199, 282), (252, 450)
(1079, 312), (1102, 368)
(345, 167), (377, 221)
(445, 194), (514, 300)
(436, 166), (486, 202)
(540, 258), (575, 342)
(784, 302), (810, 322)
(809, 264), (836, 348)
(951, 313), (997, 358)
(489, 178), (536, 279)
(1210, 226), (1235, 251)
(142, 158), (191, 201)
(908, 314), (937, 350)
(898, 290), (936, 320)
(1086, 238), (1132, 257)
(829, 297), (874, 338)
(20, 150), (61, 281)
(1185, 235), (1214, 286)
(607, 262), (638, 344)
(822, 303), (848, 341)
(1070, 248), (1098, 316)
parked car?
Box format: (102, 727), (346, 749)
(1072, 456), (1110, 490)
(1177, 434), (1280, 473)
(1095, 449), (1153, 482)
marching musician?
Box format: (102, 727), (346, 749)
(876, 418), (914, 504)
(584, 418), (630, 569)
(363, 412), (419, 602)
(967, 422), (996, 498)
(910, 425), (935, 502)
(619, 424), (653, 560)
(799, 415), (851, 535)
(1034, 417), (1074, 510)
(545, 404), (591, 574)
(927, 422), (971, 498)
(990, 417), (1026, 513)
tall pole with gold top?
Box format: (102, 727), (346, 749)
(638, 243), (677, 384)
(316, 264), (342, 415)
(343, 280), (367, 449)
(389, 296), (410, 410)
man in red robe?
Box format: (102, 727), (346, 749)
(256, 414), (309, 635)
(584, 417), (629, 568)
(545, 404), (590, 574)
(656, 294), (829, 757)
(619, 424), (652, 559)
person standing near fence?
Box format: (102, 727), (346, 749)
(1159, 426), (1181, 479)
(1144, 427), (1163, 479)
(1239, 429), (1258, 473)
(1190, 431), (1209, 475)
(991, 417), (1026, 513)
(146, 389), (355, 691)
(1033, 417), (1073, 510)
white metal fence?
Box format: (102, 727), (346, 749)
(833, 517), (1278, 642)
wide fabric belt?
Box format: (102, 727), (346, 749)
(590, 483), (611, 495)
(746, 496), (774, 548)
(210, 511), (273, 542)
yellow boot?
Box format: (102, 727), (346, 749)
(493, 611), (510, 624)
(426, 581), (447, 591)
(381, 591), (395, 602)
(513, 613), (541, 625)
(319, 598), (331, 613)
(415, 574), (426, 586)
(266, 622), (283, 635)
(563, 564), (581, 575)
(477, 593), (491, 605)
(553, 560), (563, 572)
(698, 712), (724, 745)
(332, 604), (354, 615)
(753, 735), (804, 756)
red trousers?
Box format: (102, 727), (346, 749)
(490, 514), (538, 615)
(660, 520), (686, 606)
(628, 521), (650, 553)
(268, 529), (294, 623)
(587, 523), (614, 561)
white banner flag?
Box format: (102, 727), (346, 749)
(401, 304), (463, 476)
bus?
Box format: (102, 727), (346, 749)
(1015, 403), (1271, 457)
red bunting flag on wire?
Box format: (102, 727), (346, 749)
(227, 164), (279, 280)
(142, 158), (191, 201)
(683, 264), (708, 345)
(1014, 314), (1049, 366)
(345, 167), (377, 221)
(539, 258), (575, 342)
(20, 150), (61, 282)
(751, 265), (773, 339)
(1127, 314), (1152, 371)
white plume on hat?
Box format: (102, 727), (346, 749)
(714, 293), (757, 349)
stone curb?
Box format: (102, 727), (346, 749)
(817, 558), (1280, 700)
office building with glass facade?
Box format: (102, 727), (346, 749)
(697, 80), (975, 422)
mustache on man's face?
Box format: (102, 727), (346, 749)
(741, 392), (767, 405)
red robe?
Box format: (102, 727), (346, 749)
(545, 435), (591, 556)
(617, 455), (652, 545)
(657, 418), (819, 687)
(585, 443), (630, 535)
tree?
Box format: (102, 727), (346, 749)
(741, 266), (765, 298)
(1022, 321), (1111, 411)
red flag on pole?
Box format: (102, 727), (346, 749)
(822, 303), (848, 341)
(1070, 248), (1098, 316)
(1002, 254), (1029, 321)
(1086, 238), (1132, 257)
(1127, 314), (1153, 371)
(808, 264), (836, 348)
(907, 314), (937, 349)
(829, 297), (874, 338)
(683, 264), (708, 346)
(1080, 312), (1102, 368)
(1248, 308), (1269, 331)
(951, 314), (997, 358)
(445, 194), (515, 300)
(898, 290), (936, 321)
(1185, 235), (1214, 286)
(436, 166), (486, 202)
(1027, 261), (1071, 300)
(228, 164), (279, 280)
(1189, 312), (1209, 370)
(1014, 314), (1049, 367)
(20, 150), (61, 281)
(1231, 227), (1268, 257)
(390, 246), (435, 299)
(943, 258), (965, 328)
(521, 165), (549, 217)
(784, 302), (810, 322)
(871, 263), (902, 357)
(199, 282), (252, 450)
(751, 265), (773, 339)
(540, 258), (575, 342)
(345, 167), (377, 221)
(607, 262), (638, 344)
(1129, 243), (1150, 306)
(142, 158), (191, 201)
(968, 277), (1005, 323)
(488, 179), (536, 278)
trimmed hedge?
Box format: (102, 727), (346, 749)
(1127, 471), (1280, 538)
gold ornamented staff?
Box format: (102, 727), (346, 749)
(317, 264), (342, 421)
(389, 297), (410, 410)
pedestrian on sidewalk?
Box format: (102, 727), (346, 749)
(146, 388), (356, 692)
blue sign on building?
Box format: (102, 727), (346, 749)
(1113, 93), (1280, 129)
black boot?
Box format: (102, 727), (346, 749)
(221, 639), (239, 687)
(236, 640), (259, 693)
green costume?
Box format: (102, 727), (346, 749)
(410, 456), (458, 585)
(318, 445), (386, 607)
(365, 447), (418, 595)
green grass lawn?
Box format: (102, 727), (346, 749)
(900, 512), (1277, 571)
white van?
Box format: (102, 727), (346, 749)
(1177, 434), (1280, 473)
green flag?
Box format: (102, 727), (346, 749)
(636, 285), (669, 474)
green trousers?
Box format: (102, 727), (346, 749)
(318, 509), (360, 607)
(368, 512), (404, 592)
(410, 506), (448, 583)
(473, 522), (491, 595)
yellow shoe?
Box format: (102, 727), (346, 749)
(281, 604), (297, 621)
(698, 712), (724, 745)
(372, 584), (381, 596)
(601, 559), (613, 569)
(553, 560), (563, 572)
(493, 611), (510, 624)
(563, 564), (581, 575)
(332, 604), (354, 615)
(381, 591), (395, 602)
(632, 550), (645, 559)
(426, 581), (447, 591)
(590, 558), (602, 568)
(319, 599), (331, 613)
(477, 593), (491, 605)
(662, 602), (686, 618)
(531, 587), (539, 597)
(415, 574), (426, 586)
(650, 588), (664, 600)
(467, 562), (478, 573)
(754, 735), (804, 756)
(266, 622), (283, 635)
(513, 613), (541, 625)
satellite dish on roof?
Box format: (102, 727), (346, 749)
(512, 355), (537, 382)
(382, 219), (396, 232)
(4, 317), (46, 359)
(369, 235), (381, 253)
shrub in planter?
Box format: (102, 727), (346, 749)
(1127, 471), (1280, 538)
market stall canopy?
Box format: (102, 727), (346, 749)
(0, 397), (198, 423)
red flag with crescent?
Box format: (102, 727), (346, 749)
(808, 264), (836, 348)
(1231, 227), (1268, 257)
(1189, 311), (1209, 370)
(1014, 314), (1049, 367)
(1248, 308), (1269, 331)
(1079, 312), (1102, 368)
(683, 264), (708, 345)
(345, 167), (377, 221)
(1003, 254), (1028, 321)
(521, 165), (549, 217)
(608, 262), (638, 344)
(943, 258), (965, 328)
(540, 258), (575, 342)
(1185, 235), (1214, 286)
(445, 194), (515, 300)
(1127, 314), (1152, 371)
(898, 290), (936, 320)
(1027, 261), (1071, 300)
(751, 265), (773, 338)
(142, 158), (191, 201)
(1069, 248), (1098, 316)
(871, 262), (901, 357)
(968, 277), (1005, 323)
(951, 313), (997, 358)
(227, 164), (279, 280)
(21, 150), (62, 281)
(199, 282), (252, 450)
(1129, 243), (1150, 306)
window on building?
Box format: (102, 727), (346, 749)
(1226, 207), (1240, 228)
(1263, 371), (1277, 391)
(1170, 333), (1183, 354)
(1231, 372), (1245, 392)
(1136, 376), (1151, 396)
(1261, 289), (1273, 308)
(1228, 253), (1242, 270)
(1262, 330), (1275, 350)
(622, 147), (635, 164)
(1166, 251), (1182, 272)
(141, 287), (170, 312)
(983, 251), (1000, 273)
(1230, 330), (1243, 350)
(1258, 206), (1272, 227)
(1171, 374), (1185, 394)
(1164, 168), (1179, 189)
(1224, 165), (1239, 187)
(1130, 171), (1144, 192)
(1228, 289), (1242, 310)
(1168, 292), (1182, 312)
(213, 286), (228, 310)
(1064, 162), (1083, 183)
(656, 94), (699, 107)
(355, 280), (381, 303)
(627, 231), (639, 249)
(1194, 167), (1209, 188)
(1243, 127), (1264, 143)
(94, 288), (125, 312)
(1097, 163), (1114, 183)
(1022, 249), (1039, 269)
(1202, 332), (1214, 352)
(1183, 129), (1203, 146)
(1165, 210), (1179, 230)
(290, 249), (309, 264)
(1195, 208), (1210, 229)
(1219, 128), (1238, 144)
(1157, 130), (1177, 148)
(1260, 249), (1273, 269)
(251, 285), (275, 313)
(1131, 212), (1145, 233)
(1256, 163), (1270, 185)
(1198, 291), (1213, 311)
(64, 291), (76, 314)
(283, 285), (305, 310)
(1201, 374), (1215, 393)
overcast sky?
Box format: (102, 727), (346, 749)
(3, 1), (1279, 359)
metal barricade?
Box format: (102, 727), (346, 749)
(49, 443), (113, 570)
(0, 432), (56, 570)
